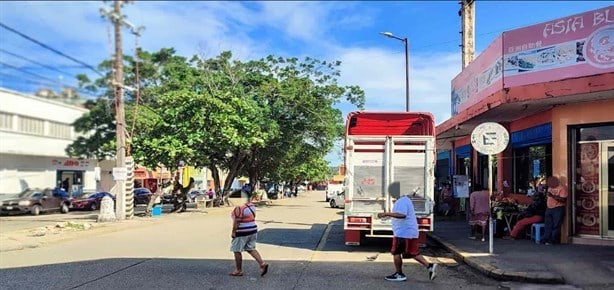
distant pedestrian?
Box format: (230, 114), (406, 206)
(377, 193), (437, 282)
(242, 183), (252, 203)
(438, 182), (453, 216)
(62, 178), (70, 192)
(229, 201), (269, 277)
(542, 176), (567, 245)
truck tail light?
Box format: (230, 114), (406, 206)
(417, 217), (431, 230)
(348, 217), (370, 223)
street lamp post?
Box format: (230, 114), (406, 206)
(380, 32), (410, 112)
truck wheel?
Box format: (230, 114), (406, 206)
(31, 205), (42, 216)
(60, 203), (69, 214)
(330, 199), (337, 208)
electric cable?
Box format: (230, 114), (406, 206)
(0, 22), (104, 77)
(0, 48), (77, 78)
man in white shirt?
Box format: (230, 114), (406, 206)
(378, 194), (438, 282)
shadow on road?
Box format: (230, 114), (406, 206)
(0, 256), (480, 290)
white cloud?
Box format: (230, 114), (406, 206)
(333, 47), (459, 125)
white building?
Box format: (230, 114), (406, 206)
(0, 88), (98, 195)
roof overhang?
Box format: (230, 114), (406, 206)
(437, 73), (614, 151)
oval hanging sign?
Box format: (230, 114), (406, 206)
(470, 122), (509, 155)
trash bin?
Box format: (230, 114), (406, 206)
(152, 205), (162, 217)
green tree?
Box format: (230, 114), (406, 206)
(68, 49), (365, 198)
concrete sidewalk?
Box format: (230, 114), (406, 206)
(428, 216), (614, 287)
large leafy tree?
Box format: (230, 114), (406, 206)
(68, 49), (365, 194)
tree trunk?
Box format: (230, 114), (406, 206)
(211, 165), (221, 192)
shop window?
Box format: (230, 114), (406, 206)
(513, 144), (552, 194)
(0, 112), (12, 130)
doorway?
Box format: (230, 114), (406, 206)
(601, 142), (614, 238)
(56, 170), (84, 196)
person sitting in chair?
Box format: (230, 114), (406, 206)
(503, 192), (546, 240)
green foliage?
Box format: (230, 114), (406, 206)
(67, 48), (365, 190)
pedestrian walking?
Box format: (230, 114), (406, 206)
(229, 201), (269, 277)
(377, 194), (438, 282)
(542, 176), (567, 245)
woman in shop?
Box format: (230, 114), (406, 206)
(438, 182), (454, 216)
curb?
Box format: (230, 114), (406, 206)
(427, 233), (565, 284)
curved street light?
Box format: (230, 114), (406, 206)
(380, 32), (409, 112)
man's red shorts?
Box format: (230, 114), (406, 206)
(391, 237), (420, 257)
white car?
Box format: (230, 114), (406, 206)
(329, 191), (345, 209)
(326, 184), (344, 202)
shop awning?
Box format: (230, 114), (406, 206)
(437, 150), (451, 160)
(332, 174), (344, 182)
(134, 168), (154, 179)
(511, 123), (551, 148)
(455, 145), (471, 158)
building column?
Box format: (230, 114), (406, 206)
(498, 122), (513, 194)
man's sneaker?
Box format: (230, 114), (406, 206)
(428, 263), (438, 280)
(385, 272), (407, 282)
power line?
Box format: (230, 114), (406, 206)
(0, 22), (104, 77)
(0, 73), (96, 98)
(0, 61), (62, 84)
(0, 63), (96, 97)
(0, 48), (77, 79)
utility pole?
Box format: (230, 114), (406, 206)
(101, 0), (138, 221)
(460, 0), (475, 69)
(113, 0), (127, 221)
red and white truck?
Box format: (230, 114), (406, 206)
(342, 111), (436, 246)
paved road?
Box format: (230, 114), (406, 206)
(0, 191), (506, 289)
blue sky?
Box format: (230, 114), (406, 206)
(1, 1), (611, 165)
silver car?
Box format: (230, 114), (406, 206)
(329, 191), (345, 209)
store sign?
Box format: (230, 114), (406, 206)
(471, 122), (510, 155)
(112, 167), (128, 181)
(503, 6), (614, 87)
(52, 159), (91, 167)
(451, 36), (503, 116)
(451, 6), (613, 116)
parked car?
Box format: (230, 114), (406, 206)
(70, 191), (114, 211)
(329, 191), (345, 209)
(326, 183), (344, 202)
(133, 188), (152, 205)
(0, 188), (70, 215)
(188, 190), (205, 203)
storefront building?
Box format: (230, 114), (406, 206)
(436, 6), (614, 245)
(0, 88), (98, 195)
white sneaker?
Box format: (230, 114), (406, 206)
(428, 263), (438, 280)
